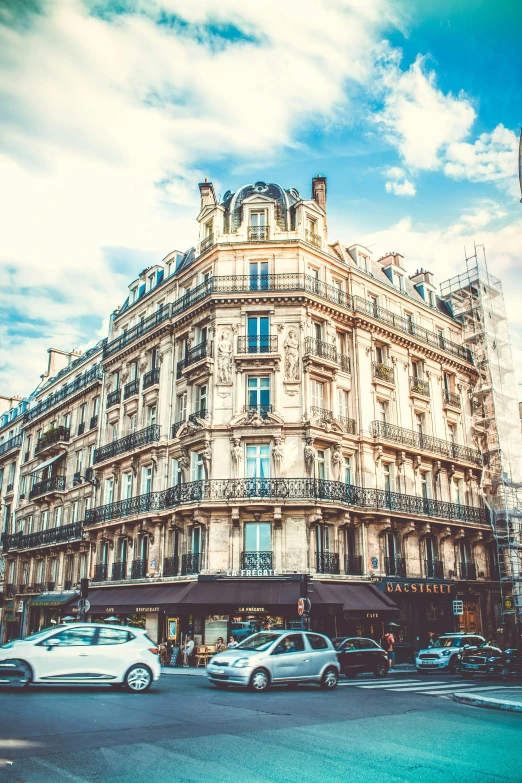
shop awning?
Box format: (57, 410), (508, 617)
(29, 592), (79, 607)
(312, 582), (397, 615)
(86, 583), (195, 613)
(30, 452), (66, 474)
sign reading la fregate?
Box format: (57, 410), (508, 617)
(381, 581), (455, 595)
(226, 569), (279, 578)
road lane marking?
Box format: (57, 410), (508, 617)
(357, 681), (447, 689)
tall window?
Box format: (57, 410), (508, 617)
(128, 414), (137, 433)
(171, 458), (182, 486)
(368, 294), (378, 316)
(41, 510), (49, 531)
(382, 463), (392, 492)
(92, 396), (100, 417)
(448, 422), (456, 443)
(122, 472), (132, 500)
(317, 449), (328, 480)
(412, 359), (422, 379)
(419, 471), (429, 499)
(316, 524), (330, 554)
(54, 506), (63, 527)
(191, 526), (202, 554)
(190, 451), (204, 482)
(195, 384), (208, 413)
(310, 379), (325, 409)
(344, 456), (352, 485)
(374, 344), (385, 364)
(405, 312), (415, 334)
(246, 444), (270, 479)
(148, 405), (157, 426)
(245, 522), (271, 552)
(105, 478), (114, 504)
(249, 260), (269, 290)
(248, 377), (270, 412)
(247, 315), (269, 352)
(425, 536), (438, 564)
(178, 392), (187, 422)
(415, 412), (425, 435)
(385, 532), (398, 561)
(313, 321), (323, 342)
(378, 400), (388, 424)
(71, 501), (80, 523)
(338, 389), (349, 419)
(141, 465), (152, 494)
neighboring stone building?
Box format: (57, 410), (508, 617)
(1, 177), (503, 655)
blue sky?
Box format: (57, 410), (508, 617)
(0, 0), (520, 395)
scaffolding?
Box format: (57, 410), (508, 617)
(440, 246), (522, 632)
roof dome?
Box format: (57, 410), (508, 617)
(221, 181), (300, 232)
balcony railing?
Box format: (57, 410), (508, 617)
(410, 376), (430, 397)
(443, 390), (461, 408)
(243, 404), (272, 420)
(124, 379), (140, 400)
(29, 475), (66, 500)
(84, 478), (487, 527)
(107, 388), (121, 408)
(178, 341), (213, 374)
(93, 563), (108, 582)
(310, 406), (333, 425)
(131, 559), (147, 579)
(47, 581), (56, 592)
(385, 556), (407, 577)
(93, 425), (161, 464)
(35, 426), (70, 456)
(1, 521), (83, 552)
(24, 365), (104, 423)
(90, 414), (99, 430)
(459, 562), (477, 580)
(104, 305), (172, 359)
(345, 554), (363, 575)
(241, 551), (273, 570)
(163, 556), (180, 577)
(143, 367), (160, 389)
(181, 552), (202, 575)
(338, 415), (357, 434)
(171, 419), (186, 438)
(316, 551), (340, 574)
(0, 434), (22, 457)
(112, 561), (127, 581)
(425, 559), (444, 579)
(305, 229), (321, 248)
(373, 362), (394, 383)
(188, 408), (208, 425)
(248, 225), (269, 241)
(304, 337), (350, 372)
(200, 233), (214, 253)
(237, 335), (278, 354)
(64, 580), (73, 591)
(370, 420), (482, 465)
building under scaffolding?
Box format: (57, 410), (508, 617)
(441, 249), (522, 636)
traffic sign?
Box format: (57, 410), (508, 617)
(503, 595), (515, 614)
(297, 597), (310, 616)
(77, 598), (90, 613)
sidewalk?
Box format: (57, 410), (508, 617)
(454, 688), (522, 714)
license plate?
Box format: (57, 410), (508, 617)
(211, 667), (225, 675)
(468, 664), (480, 669)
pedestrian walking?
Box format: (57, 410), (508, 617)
(382, 630), (395, 669)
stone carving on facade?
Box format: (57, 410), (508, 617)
(179, 449), (190, 481)
(202, 441), (212, 477)
(231, 438), (243, 476)
(244, 408), (265, 427)
(331, 443), (343, 481)
(272, 437), (284, 476)
(284, 329), (300, 381)
(304, 438), (316, 475)
(217, 330), (233, 384)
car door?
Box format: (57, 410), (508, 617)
(338, 639), (358, 672)
(34, 626), (97, 680)
(356, 638), (382, 672)
(269, 633), (308, 682)
(305, 633), (333, 678)
(90, 627), (135, 680)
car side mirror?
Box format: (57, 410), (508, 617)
(462, 644), (469, 649)
(46, 639), (60, 649)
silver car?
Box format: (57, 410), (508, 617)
(206, 630), (340, 691)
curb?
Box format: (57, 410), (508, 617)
(453, 692), (522, 713)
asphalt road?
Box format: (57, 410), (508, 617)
(0, 672), (520, 783)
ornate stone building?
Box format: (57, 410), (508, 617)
(1, 177), (501, 654)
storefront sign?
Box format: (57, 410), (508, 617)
(383, 582), (455, 595)
(503, 596), (515, 614)
(236, 606), (266, 613)
(366, 612), (379, 618)
(226, 569), (279, 577)
(103, 606), (160, 614)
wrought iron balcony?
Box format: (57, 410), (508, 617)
(24, 364), (104, 423)
(104, 305), (172, 359)
(338, 415), (357, 434)
(124, 379), (140, 400)
(237, 335), (278, 354)
(248, 225), (269, 241)
(243, 404), (272, 420)
(310, 406), (333, 425)
(178, 341), (213, 374)
(143, 367), (160, 389)
(316, 551), (340, 574)
(90, 414), (99, 430)
(5, 584), (15, 598)
(305, 229), (321, 248)
(425, 559), (444, 579)
(93, 425), (160, 464)
(85, 466), (94, 482)
(47, 581), (56, 592)
(188, 408), (208, 425)
(34, 582), (45, 593)
(353, 296), (473, 364)
(6, 483), (14, 493)
(131, 559), (148, 579)
(181, 552), (202, 575)
(373, 362), (394, 383)
(93, 563), (108, 582)
(171, 419), (186, 438)
(1, 521), (83, 552)
(385, 556), (407, 577)
(84, 478), (487, 527)
(77, 422), (85, 436)
(112, 561), (127, 581)
(64, 580), (73, 591)
(107, 388), (121, 408)
(410, 376), (430, 397)
(35, 426), (70, 456)
(370, 420), (482, 465)
(345, 554), (363, 575)
(459, 562), (477, 580)
(200, 233), (214, 253)
(29, 475), (66, 500)
(304, 337), (350, 372)
(241, 551), (273, 570)
(163, 555), (180, 577)
(443, 390), (461, 408)
(0, 434), (22, 457)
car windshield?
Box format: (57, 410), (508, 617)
(237, 633), (279, 651)
(332, 639), (347, 649)
(432, 637), (459, 648)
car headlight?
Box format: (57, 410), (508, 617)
(232, 658), (250, 668)
(441, 650), (451, 656)
(487, 656), (501, 662)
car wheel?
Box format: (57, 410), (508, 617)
(12, 660), (32, 689)
(320, 667), (339, 690)
(374, 663), (389, 678)
(249, 668), (269, 692)
(124, 665), (152, 693)
(461, 671), (473, 680)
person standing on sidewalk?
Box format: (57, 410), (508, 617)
(182, 636), (194, 668)
(383, 630), (395, 669)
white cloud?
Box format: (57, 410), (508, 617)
(374, 53), (476, 171)
(385, 178), (416, 196)
(444, 124), (519, 193)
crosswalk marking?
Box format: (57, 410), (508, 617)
(338, 676), (522, 699)
(357, 680), (447, 689)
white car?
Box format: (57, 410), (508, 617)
(415, 633), (485, 673)
(0, 623), (161, 692)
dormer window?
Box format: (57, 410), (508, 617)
(305, 217), (320, 247)
(131, 287), (138, 303)
(148, 272), (156, 291)
(249, 211), (268, 241)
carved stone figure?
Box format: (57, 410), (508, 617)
(202, 441), (212, 477)
(178, 450), (190, 481)
(231, 438), (243, 475)
(272, 438), (284, 476)
(217, 331), (233, 384)
(284, 329), (300, 381)
(304, 438), (316, 474)
(331, 444), (343, 481)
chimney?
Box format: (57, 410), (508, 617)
(311, 176), (327, 212)
(199, 179), (217, 210)
(46, 348), (71, 379)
